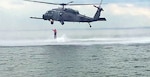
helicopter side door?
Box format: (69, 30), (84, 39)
(52, 10), (80, 22)
(52, 11), (61, 21)
(63, 12), (80, 21)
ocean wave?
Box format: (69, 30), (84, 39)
(1, 35), (150, 46)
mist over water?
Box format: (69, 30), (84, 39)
(0, 28), (150, 46)
(1, 28), (150, 77)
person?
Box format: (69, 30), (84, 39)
(52, 29), (57, 39)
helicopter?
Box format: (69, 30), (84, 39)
(24, 0), (106, 27)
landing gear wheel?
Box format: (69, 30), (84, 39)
(61, 22), (64, 25)
(88, 23), (92, 28)
(51, 21), (54, 24)
(90, 25), (92, 28)
(50, 19), (54, 25)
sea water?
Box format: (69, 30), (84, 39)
(0, 28), (150, 77)
(0, 44), (150, 77)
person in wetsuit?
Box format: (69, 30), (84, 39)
(52, 29), (57, 39)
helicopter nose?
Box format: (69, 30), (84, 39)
(43, 14), (47, 20)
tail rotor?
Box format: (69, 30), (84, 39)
(93, 0), (104, 20)
(93, 0), (103, 10)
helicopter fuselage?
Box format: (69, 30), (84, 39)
(43, 8), (94, 23)
(25, 0), (106, 27)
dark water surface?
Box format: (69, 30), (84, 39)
(0, 44), (150, 77)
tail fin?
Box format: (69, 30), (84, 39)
(93, 0), (104, 20)
(93, 7), (104, 20)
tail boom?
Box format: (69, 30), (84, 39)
(97, 18), (106, 21)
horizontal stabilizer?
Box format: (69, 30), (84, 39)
(30, 17), (43, 19)
(98, 18), (106, 21)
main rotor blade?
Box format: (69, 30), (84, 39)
(24, 0), (102, 6)
(67, 1), (74, 5)
(100, 0), (103, 5)
(68, 3), (101, 6)
(99, 0), (103, 7)
(24, 0), (60, 5)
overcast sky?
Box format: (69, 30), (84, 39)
(0, 0), (150, 30)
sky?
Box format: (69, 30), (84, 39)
(0, 0), (150, 42)
(0, 0), (150, 31)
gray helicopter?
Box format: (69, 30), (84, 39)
(25, 0), (106, 27)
